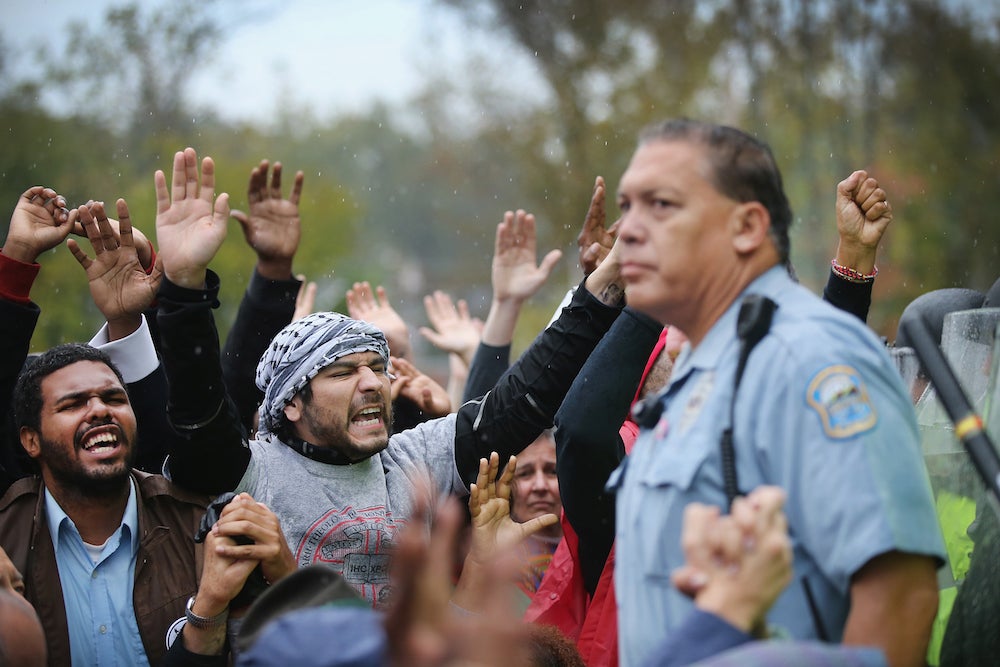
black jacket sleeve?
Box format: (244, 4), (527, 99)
(822, 269), (873, 322)
(452, 281), (623, 486)
(0, 297), (39, 493)
(129, 363), (173, 475)
(554, 307), (662, 594)
(157, 271), (251, 494)
(158, 634), (228, 667)
(462, 342), (512, 404)
(221, 270), (301, 431)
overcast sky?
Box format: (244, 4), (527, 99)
(7, 0), (518, 125)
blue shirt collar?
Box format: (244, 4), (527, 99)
(671, 265), (791, 380)
(44, 475), (140, 558)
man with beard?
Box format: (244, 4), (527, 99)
(0, 344), (214, 665)
(152, 147), (627, 606)
(0, 345), (296, 666)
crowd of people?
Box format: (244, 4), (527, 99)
(0, 118), (997, 667)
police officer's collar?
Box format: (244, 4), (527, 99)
(672, 266), (789, 380)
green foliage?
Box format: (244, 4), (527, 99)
(1, 0), (998, 354)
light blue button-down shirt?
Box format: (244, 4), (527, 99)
(613, 266), (946, 667)
(46, 478), (150, 666)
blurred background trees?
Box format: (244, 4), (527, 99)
(1, 0), (997, 354)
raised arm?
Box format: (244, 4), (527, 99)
(223, 161), (305, 430)
(451, 234), (625, 485)
(154, 147), (250, 493)
(463, 209), (562, 402)
(0, 187), (77, 489)
(68, 200), (174, 474)
(554, 304), (662, 594)
(823, 170), (893, 322)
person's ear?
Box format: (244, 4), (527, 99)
(730, 202), (771, 255)
(20, 427), (41, 459)
(283, 397), (302, 424)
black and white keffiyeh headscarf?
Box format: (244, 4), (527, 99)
(255, 312), (389, 435)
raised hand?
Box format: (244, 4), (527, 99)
(230, 160), (304, 280)
(419, 290), (483, 367)
(576, 176), (618, 276)
(291, 274), (318, 322)
(67, 200), (162, 340)
(492, 209), (562, 304)
(834, 170), (893, 275)
(466, 452), (558, 567)
(346, 281), (411, 359)
(4, 186), (76, 263)
(154, 147), (230, 289)
(388, 356), (452, 417)
(72, 201), (154, 270)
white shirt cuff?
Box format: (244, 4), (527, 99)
(88, 314), (159, 383)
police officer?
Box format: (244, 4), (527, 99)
(611, 119), (945, 667)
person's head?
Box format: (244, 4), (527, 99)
(526, 623), (586, 667)
(13, 344), (135, 497)
(0, 547), (25, 599)
(0, 590), (46, 667)
(617, 119), (791, 340)
(256, 312), (392, 461)
(510, 431), (561, 538)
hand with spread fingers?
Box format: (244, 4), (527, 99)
(67, 200), (163, 341)
(347, 281), (412, 360)
(72, 201), (155, 271)
(230, 160), (304, 280)
(467, 452), (559, 566)
(4, 186), (77, 264)
(419, 290), (482, 368)
(491, 209), (562, 305)
(153, 147), (230, 289)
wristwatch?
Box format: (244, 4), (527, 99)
(185, 596), (229, 630)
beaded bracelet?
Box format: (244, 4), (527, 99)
(831, 259), (878, 283)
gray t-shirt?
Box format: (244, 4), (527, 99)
(236, 413), (464, 605)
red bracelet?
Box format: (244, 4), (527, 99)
(831, 259), (878, 283)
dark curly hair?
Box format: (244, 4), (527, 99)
(13, 343), (125, 433)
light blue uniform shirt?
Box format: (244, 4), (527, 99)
(613, 266), (946, 667)
(46, 478), (150, 666)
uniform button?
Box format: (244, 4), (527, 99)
(99, 625), (107, 634)
(91, 571), (98, 579)
(550, 593), (558, 600)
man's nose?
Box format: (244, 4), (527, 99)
(357, 365), (383, 390)
(617, 210), (644, 243)
(85, 397), (112, 420)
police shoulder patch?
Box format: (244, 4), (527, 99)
(805, 364), (877, 439)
